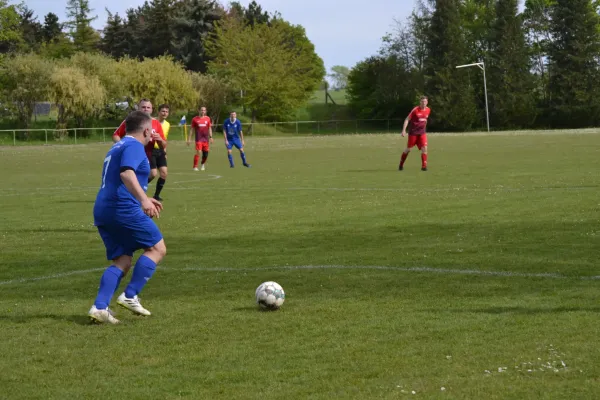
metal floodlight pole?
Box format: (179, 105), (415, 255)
(456, 62), (490, 132)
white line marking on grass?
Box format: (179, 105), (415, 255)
(0, 268), (104, 286)
(1, 265), (598, 286)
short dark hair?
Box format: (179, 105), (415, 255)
(158, 104), (170, 111)
(420, 96), (428, 100)
(125, 111), (152, 134)
(138, 98), (152, 105)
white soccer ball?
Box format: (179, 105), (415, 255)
(255, 281), (285, 310)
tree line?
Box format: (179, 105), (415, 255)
(347, 0), (600, 131)
(0, 0), (325, 129)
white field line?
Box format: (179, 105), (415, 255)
(1, 265), (598, 286)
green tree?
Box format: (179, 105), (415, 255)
(171, 0), (223, 72)
(18, 6), (43, 51)
(328, 65), (350, 90)
(347, 56), (415, 119)
(118, 56), (197, 111)
(207, 16), (325, 121)
(48, 65), (106, 130)
(65, 0), (100, 52)
(547, 0), (600, 127)
(42, 12), (62, 43)
(488, 0), (536, 128)
(190, 72), (231, 123)
(0, 53), (54, 128)
(101, 11), (129, 58)
(0, 0), (24, 53)
(425, 0), (477, 131)
(523, 0), (554, 104)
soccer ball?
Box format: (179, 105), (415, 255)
(255, 281), (285, 310)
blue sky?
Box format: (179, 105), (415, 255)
(23, 0), (412, 71)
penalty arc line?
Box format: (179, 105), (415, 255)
(1, 265), (599, 286)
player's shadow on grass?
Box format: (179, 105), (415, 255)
(231, 306), (279, 313)
(447, 306), (600, 314)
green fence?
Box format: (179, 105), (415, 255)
(0, 119), (406, 146)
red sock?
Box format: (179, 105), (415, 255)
(421, 153), (427, 168)
(400, 152), (408, 167)
(193, 155), (199, 168)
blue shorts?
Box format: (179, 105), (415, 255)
(96, 214), (163, 260)
(226, 137), (243, 150)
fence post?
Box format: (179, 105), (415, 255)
(102, 128), (106, 142)
(355, 120), (358, 134)
(335, 121), (338, 133)
(296, 121), (299, 134)
(74, 129), (77, 144)
(317, 121), (320, 134)
(13, 130), (16, 146)
(45, 129), (48, 144)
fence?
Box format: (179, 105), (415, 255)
(0, 119), (406, 146)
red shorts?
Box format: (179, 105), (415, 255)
(407, 134), (427, 150)
(195, 142), (210, 152)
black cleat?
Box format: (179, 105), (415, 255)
(398, 165), (403, 171)
(421, 167), (427, 171)
(243, 163), (252, 168)
(230, 165), (235, 168)
(154, 195), (163, 201)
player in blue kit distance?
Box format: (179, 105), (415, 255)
(88, 111), (167, 324)
(223, 111), (251, 168)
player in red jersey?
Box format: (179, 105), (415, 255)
(113, 99), (168, 200)
(400, 96), (430, 171)
(188, 106), (213, 171)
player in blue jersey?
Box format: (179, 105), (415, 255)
(223, 111), (251, 168)
(88, 111), (167, 324)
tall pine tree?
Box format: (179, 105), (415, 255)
(488, 0), (536, 128)
(547, 0), (600, 127)
(101, 11), (129, 58)
(42, 13), (62, 43)
(65, 0), (100, 52)
(425, 0), (477, 131)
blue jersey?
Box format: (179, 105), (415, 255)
(224, 118), (242, 138)
(94, 136), (150, 224)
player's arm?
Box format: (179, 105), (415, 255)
(112, 121), (126, 143)
(121, 169), (161, 218)
(238, 121), (244, 145)
(209, 122), (214, 144)
(402, 109), (414, 137)
(223, 122), (229, 144)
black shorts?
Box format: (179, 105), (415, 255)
(150, 148), (167, 169)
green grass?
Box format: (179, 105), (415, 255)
(1, 132), (600, 399)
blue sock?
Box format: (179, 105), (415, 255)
(94, 266), (124, 310)
(228, 153), (234, 167)
(124, 255), (157, 298)
(240, 152), (247, 165)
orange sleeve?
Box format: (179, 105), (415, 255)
(113, 120), (126, 138)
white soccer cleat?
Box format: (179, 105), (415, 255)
(200, 164), (206, 171)
(193, 167), (199, 171)
(88, 305), (120, 324)
(117, 292), (151, 316)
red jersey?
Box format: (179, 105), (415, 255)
(113, 118), (166, 157)
(191, 116), (211, 143)
(408, 106), (430, 135)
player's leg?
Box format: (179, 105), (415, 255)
(153, 153), (167, 201)
(236, 139), (250, 167)
(226, 141), (235, 167)
(193, 142), (201, 170)
(89, 227), (134, 324)
(148, 152), (158, 183)
(399, 136), (416, 170)
(117, 217), (165, 316)
(200, 143), (209, 171)
(419, 135), (428, 171)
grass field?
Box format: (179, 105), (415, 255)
(1, 131), (600, 399)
